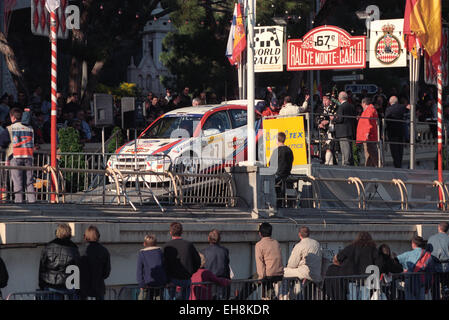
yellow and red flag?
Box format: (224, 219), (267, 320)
(232, 3), (246, 64)
(403, 0), (442, 69)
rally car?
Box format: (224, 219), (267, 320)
(107, 100), (264, 182)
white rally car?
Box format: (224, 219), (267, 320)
(107, 101), (263, 182)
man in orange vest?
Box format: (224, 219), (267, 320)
(0, 108), (36, 203)
(356, 97), (379, 167)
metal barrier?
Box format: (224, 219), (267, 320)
(276, 174), (449, 211)
(171, 157), (237, 207)
(0, 159), (237, 208)
(107, 272), (449, 300)
(263, 112), (444, 168)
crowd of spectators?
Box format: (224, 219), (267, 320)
(1, 221), (449, 301)
(0, 87), (99, 146)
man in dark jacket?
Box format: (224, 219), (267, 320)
(163, 222), (201, 300)
(385, 96), (407, 168)
(0, 256), (8, 299)
(201, 229), (231, 299)
(79, 226), (111, 300)
(39, 223), (80, 299)
(333, 91), (356, 166)
(269, 132), (294, 207)
(202, 229), (230, 279)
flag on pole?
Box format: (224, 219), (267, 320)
(403, 0), (442, 69)
(226, 3), (246, 65)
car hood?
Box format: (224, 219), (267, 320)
(116, 138), (185, 156)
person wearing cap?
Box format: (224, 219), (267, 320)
(262, 98), (280, 117)
(318, 93), (338, 165)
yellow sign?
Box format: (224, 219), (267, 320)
(263, 116), (308, 166)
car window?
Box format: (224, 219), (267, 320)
(203, 111), (231, 133)
(229, 109), (247, 128)
(140, 115), (201, 139)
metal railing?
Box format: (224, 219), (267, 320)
(32, 272), (438, 300)
(275, 174), (449, 211)
(5, 287), (118, 300)
(264, 112), (445, 168)
(0, 156), (237, 209)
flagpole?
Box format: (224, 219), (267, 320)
(246, 0), (256, 165)
(50, 9), (58, 203)
(437, 56), (444, 208)
(409, 53), (418, 170)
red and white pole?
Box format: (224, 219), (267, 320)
(50, 10), (57, 203)
(437, 61), (443, 209)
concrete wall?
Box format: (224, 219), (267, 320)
(0, 221), (424, 296)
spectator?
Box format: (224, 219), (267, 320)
(41, 94), (51, 122)
(318, 93), (338, 165)
(0, 108), (36, 204)
(72, 119), (88, 143)
(65, 93), (80, 115)
(190, 253), (230, 300)
(323, 255), (347, 300)
(29, 86), (43, 112)
(163, 222), (201, 300)
(167, 94), (182, 112)
(179, 87), (192, 107)
(192, 98), (201, 107)
(137, 234), (167, 300)
(284, 226), (323, 283)
(0, 255), (8, 300)
(385, 96), (407, 168)
(356, 97), (379, 167)
(337, 231), (382, 300)
(333, 91), (356, 166)
(164, 88), (173, 104)
(255, 222), (283, 299)
(199, 91), (207, 105)
(39, 224), (81, 300)
(14, 92), (28, 110)
(269, 132), (294, 207)
(427, 222), (449, 272)
(396, 235), (434, 300)
(0, 93), (10, 123)
(279, 96), (300, 116)
(79, 226), (111, 300)
(378, 244), (403, 275)
(262, 98), (280, 117)
(202, 229), (230, 279)
(377, 244), (403, 300)
(75, 110), (92, 141)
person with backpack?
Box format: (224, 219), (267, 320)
(396, 235), (434, 300)
(0, 256), (8, 299)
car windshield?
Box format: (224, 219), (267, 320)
(140, 115), (202, 139)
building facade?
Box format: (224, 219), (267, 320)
(127, 4), (174, 97)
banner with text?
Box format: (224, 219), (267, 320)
(254, 26), (284, 72)
(263, 116), (308, 166)
(287, 25), (366, 71)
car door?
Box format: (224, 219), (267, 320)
(201, 110), (232, 161)
(227, 108), (247, 162)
